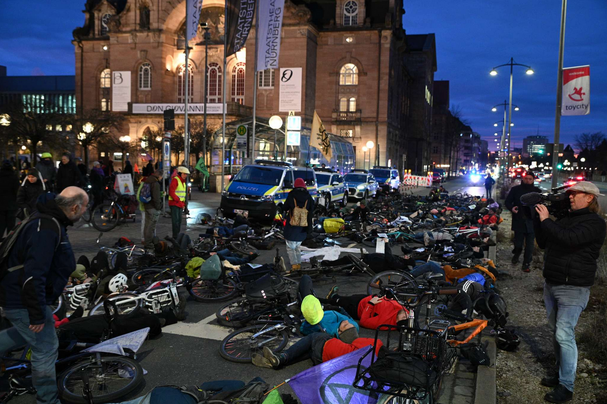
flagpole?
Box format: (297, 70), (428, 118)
(184, 9), (190, 169)
(221, 0), (227, 192)
(251, 7), (259, 162)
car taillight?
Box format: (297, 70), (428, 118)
(576, 176), (583, 180)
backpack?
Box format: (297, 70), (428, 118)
(290, 200), (309, 227)
(139, 182), (152, 203)
(0, 214), (61, 282)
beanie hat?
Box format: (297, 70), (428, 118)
(301, 295), (324, 325)
(294, 178), (306, 189)
(41, 152), (52, 159)
(338, 326), (359, 344)
(27, 168), (39, 177)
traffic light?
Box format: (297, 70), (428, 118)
(163, 109), (175, 131)
(557, 163), (563, 169)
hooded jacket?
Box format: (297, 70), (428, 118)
(56, 159), (82, 192)
(0, 193), (76, 324)
(35, 159), (56, 184)
(300, 309), (359, 338)
(356, 295), (409, 330)
(16, 172), (46, 215)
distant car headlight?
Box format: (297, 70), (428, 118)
(357, 184), (366, 190)
(470, 174), (481, 183)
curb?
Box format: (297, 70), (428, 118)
(474, 337), (497, 404)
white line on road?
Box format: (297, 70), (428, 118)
(163, 313), (233, 341)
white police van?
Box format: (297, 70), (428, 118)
(313, 168), (348, 210)
(369, 166), (400, 192)
(220, 160), (318, 220)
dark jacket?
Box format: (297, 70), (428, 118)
(535, 207), (606, 287)
(0, 194), (76, 324)
(484, 177), (496, 188)
(284, 188), (315, 242)
(143, 174), (162, 211)
(0, 167), (19, 211)
(56, 160), (82, 192)
(142, 162), (154, 177)
(35, 160), (56, 185)
(505, 183), (541, 233)
(16, 178), (45, 215)
(123, 162), (133, 176)
(89, 167), (105, 195)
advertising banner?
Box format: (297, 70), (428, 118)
(186, 0), (203, 41)
(562, 65), (590, 116)
(112, 71), (131, 112)
(279, 68), (302, 112)
(256, 0), (285, 71)
(225, 0), (256, 56)
(132, 103), (224, 114)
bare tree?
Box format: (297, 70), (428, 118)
(445, 105), (470, 178)
(575, 132), (605, 153)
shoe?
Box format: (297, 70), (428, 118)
(544, 384), (573, 403)
(540, 374), (559, 388)
(511, 253), (521, 265)
(522, 263), (531, 273)
(262, 346), (282, 368)
(277, 257), (287, 274)
(252, 353), (273, 369)
(326, 285), (339, 301)
(288, 264), (301, 273)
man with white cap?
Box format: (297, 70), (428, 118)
(168, 166), (189, 238)
(534, 181), (606, 403)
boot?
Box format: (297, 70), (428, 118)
(511, 252), (521, 265)
(540, 373), (559, 388)
(522, 262), (531, 273)
(544, 385), (573, 403)
(263, 346), (284, 368)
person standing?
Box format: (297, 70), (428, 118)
(75, 157), (87, 178)
(0, 187), (89, 404)
(56, 153), (82, 193)
(142, 169), (163, 249)
(284, 178), (314, 272)
(36, 152), (57, 191)
(123, 160), (134, 179)
(168, 166), (189, 238)
(534, 182), (606, 403)
(0, 160), (19, 237)
(505, 171), (542, 272)
(484, 174), (496, 198)
(142, 159), (154, 177)
(16, 168), (46, 218)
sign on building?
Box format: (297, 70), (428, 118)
(236, 125), (248, 149)
(132, 103), (224, 114)
(112, 71), (131, 112)
(279, 68), (302, 112)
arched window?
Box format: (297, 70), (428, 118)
(339, 63), (358, 85)
(177, 64), (194, 103)
(231, 62), (245, 104)
(339, 98), (348, 112)
(100, 68), (111, 111)
(101, 13), (112, 36)
(343, 1), (358, 26)
(348, 97), (356, 111)
(207, 63), (222, 103)
(139, 62), (152, 90)
(100, 68), (111, 88)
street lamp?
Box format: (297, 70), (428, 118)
(0, 114), (10, 127)
(119, 135), (131, 168)
(490, 58), (534, 176)
(366, 141), (375, 168)
(268, 115), (283, 160)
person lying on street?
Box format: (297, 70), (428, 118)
(252, 321), (383, 369)
(300, 295), (359, 337)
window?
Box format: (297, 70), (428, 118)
(100, 69), (111, 88)
(101, 98), (110, 111)
(258, 69), (275, 88)
(339, 97), (348, 112)
(139, 6), (150, 30)
(343, 1), (358, 26)
(432, 146), (439, 154)
(207, 63), (222, 103)
(231, 62), (245, 104)
(100, 69), (111, 110)
(340, 129), (353, 137)
(101, 13), (112, 36)
(177, 64), (194, 103)
(348, 97), (356, 112)
(139, 62), (152, 90)
(339, 63), (358, 85)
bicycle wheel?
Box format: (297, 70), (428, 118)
(215, 297), (265, 327)
(92, 203), (121, 232)
(348, 254), (375, 276)
(87, 294), (141, 317)
(367, 270), (419, 297)
(229, 241), (258, 256)
(189, 278), (238, 303)
(220, 324), (289, 363)
(130, 268), (176, 288)
(58, 355), (144, 404)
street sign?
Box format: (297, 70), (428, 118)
(286, 115), (301, 131)
(163, 139), (171, 179)
(287, 131), (301, 146)
(236, 125), (248, 149)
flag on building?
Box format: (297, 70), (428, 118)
(186, 0), (203, 41)
(311, 110), (332, 161)
(225, 0), (256, 56)
(256, 0), (285, 71)
(562, 65), (590, 116)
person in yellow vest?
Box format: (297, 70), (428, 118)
(169, 166), (189, 238)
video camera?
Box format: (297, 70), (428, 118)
(520, 186), (571, 218)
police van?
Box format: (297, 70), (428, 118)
(220, 160), (318, 220)
(369, 166), (400, 192)
(313, 168), (348, 210)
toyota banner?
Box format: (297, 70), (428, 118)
(562, 65), (590, 116)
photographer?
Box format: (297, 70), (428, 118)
(505, 171), (541, 272)
(534, 182), (606, 403)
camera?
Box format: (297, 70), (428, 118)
(520, 187), (571, 218)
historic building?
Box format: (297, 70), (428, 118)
(74, 0), (430, 172)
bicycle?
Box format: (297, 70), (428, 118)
(91, 190), (138, 232)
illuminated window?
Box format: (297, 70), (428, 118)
(139, 62), (152, 90)
(101, 98), (110, 111)
(231, 62), (245, 104)
(348, 97), (356, 112)
(207, 63), (222, 103)
(339, 63), (358, 85)
(343, 1), (358, 26)
(100, 69), (111, 88)
(339, 98), (348, 111)
(177, 64), (194, 103)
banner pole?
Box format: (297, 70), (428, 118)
(251, 7), (259, 161)
(551, 0), (567, 189)
(221, 0), (227, 193)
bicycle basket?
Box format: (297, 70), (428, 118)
(245, 272), (288, 302)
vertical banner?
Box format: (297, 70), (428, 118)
(111, 71), (131, 112)
(225, 0), (256, 56)
(186, 0), (204, 41)
(311, 110), (332, 161)
(279, 68), (302, 112)
(562, 65), (590, 116)
(256, 0), (285, 71)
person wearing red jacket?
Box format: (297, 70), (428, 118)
(320, 289), (409, 329)
(252, 321), (383, 369)
(168, 166), (189, 238)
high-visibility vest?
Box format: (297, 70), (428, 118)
(169, 177), (186, 202)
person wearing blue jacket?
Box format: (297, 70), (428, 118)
(300, 295), (359, 337)
(0, 187), (88, 404)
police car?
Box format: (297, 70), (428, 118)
(344, 169), (379, 201)
(220, 160), (318, 220)
(369, 166), (400, 192)
(313, 168), (348, 209)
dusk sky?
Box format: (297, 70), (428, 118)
(1, 0), (605, 151)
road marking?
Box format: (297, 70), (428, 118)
(163, 313), (233, 341)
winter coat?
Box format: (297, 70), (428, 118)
(123, 162), (134, 176)
(0, 193), (76, 324)
(356, 295), (409, 330)
(16, 177), (45, 215)
(0, 168), (19, 211)
(143, 175), (162, 211)
(505, 183), (541, 233)
(300, 310), (359, 338)
(142, 162), (154, 177)
(322, 337), (383, 363)
(56, 160), (82, 192)
(89, 167), (105, 195)
(535, 207), (606, 287)
(35, 160), (56, 185)
(484, 177), (496, 188)
(283, 188), (315, 242)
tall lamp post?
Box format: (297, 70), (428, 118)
(490, 58), (534, 177)
(366, 141), (374, 170)
(268, 116), (283, 161)
(491, 101), (518, 177)
(119, 135), (131, 170)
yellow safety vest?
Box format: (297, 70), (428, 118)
(169, 177), (186, 202)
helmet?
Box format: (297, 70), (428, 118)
(177, 166), (190, 174)
(301, 295), (324, 325)
(41, 152), (52, 159)
(475, 292), (508, 328)
(496, 328), (520, 351)
(108, 273), (128, 293)
(196, 212), (212, 225)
